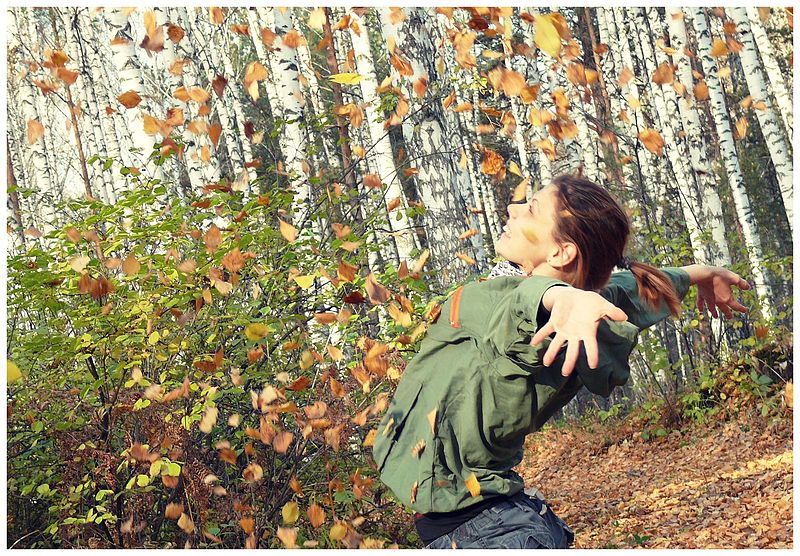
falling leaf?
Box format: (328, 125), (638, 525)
(785, 382), (793, 408)
(27, 120), (44, 144)
(165, 503), (183, 520)
(279, 220), (298, 243)
(211, 75), (227, 99)
(209, 7), (225, 24)
(282, 501), (300, 525)
(694, 81), (710, 101)
(306, 7), (326, 31)
(735, 117), (748, 140)
(118, 90), (142, 108)
(456, 253), (476, 265)
(239, 517), (254, 534)
(410, 481), (418, 503)
(198, 406), (219, 434)
(651, 63), (674, 85)
(365, 272), (391, 305)
(273, 431), (294, 453)
(411, 440), (426, 458)
(535, 138), (556, 161)
(534, 14), (561, 59)
(465, 473), (481, 497)
(307, 503), (326, 528)
(243, 61), (268, 101)
(7, 360), (22, 384)
(202, 225), (221, 255)
(330, 73), (362, 85)
(710, 38), (729, 57)
(617, 67), (634, 87)
(244, 323), (270, 342)
(69, 255), (91, 273)
(638, 128), (664, 156)
(167, 24), (184, 43)
(481, 148), (505, 175)
(122, 253), (141, 276)
(177, 513), (195, 534)
(221, 248), (246, 273)
(330, 522), (347, 541)
(362, 174), (382, 189)
(427, 407), (437, 434)
(243, 462), (263, 482)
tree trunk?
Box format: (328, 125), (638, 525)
(687, 7), (773, 318)
(665, 7), (732, 266)
(728, 7), (793, 232)
(349, 9), (418, 264)
(745, 7), (793, 136)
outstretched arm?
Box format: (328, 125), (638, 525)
(680, 264), (751, 319)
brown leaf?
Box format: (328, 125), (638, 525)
(307, 503), (326, 528)
(204, 224), (222, 254)
(165, 503), (184, 520)
(694, 80), (710, 101)
(277, 526), (298, 548)
(365, 272), (391, 305)
(167, 24), (185, 43)
(221, 247), (245, 273)
(239, 517), (254, 534)
(212, 75), (227, 98)
(209, 7), (225, 24)
(122, 253), (141, 276)
(651, 62), (674, 85)
(243, 462), (263, 483)
(118, 90), (143, 110)
(27, 120), (44, 144)
(273, 430), (294, 454)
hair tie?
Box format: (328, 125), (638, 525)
(618, 256), (633, 270)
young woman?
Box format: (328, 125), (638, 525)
(373, 175), (750, 549)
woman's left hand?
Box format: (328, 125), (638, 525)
(685, 265), (751, 319)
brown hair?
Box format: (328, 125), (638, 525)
(548, 174), (682, 317)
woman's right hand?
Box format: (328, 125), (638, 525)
(531, 287), (629, 377)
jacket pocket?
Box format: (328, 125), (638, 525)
(372, 378), (424, 474)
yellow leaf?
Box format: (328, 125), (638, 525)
(465, 473), (481, 497)
(508, 160), (523, 177)
(735, 117), (748, 140)
(148, 331), (160, 345)
(245, 323), (270, 341)
(638, 128), (665, 156)
(282, 501), (300, 525)
(292, 275), (315, 289)
(279, 220), (298, 243)
(329, 73), (362, 85)
(710, 38), (728, 57)
(307, 7), (326, 30)
(534, 14), (561, 59)
(177, 513), (195, 534)
(69, 255), (90, 273)
(7, 360), (22, 384)
(785, 382), (793, 409)
(330, 522), (347, 541)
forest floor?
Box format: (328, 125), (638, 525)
(519, 406), (793, 549)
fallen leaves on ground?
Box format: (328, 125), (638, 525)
(518, 411), (792, 548)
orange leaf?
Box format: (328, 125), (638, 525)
(167, 24), (185, 43)
(307, 503), (326, 528)
(455, 253), (476, 265)
(481, 148), (504, 175)
(363, 174), (382, 189)
(694, 80), (710, 101)
(209, 7), (225, 25)
(638, 128), (665, 156)
(651, 62), (674, 85)
(283, 29), (304, 48)
(710, 38), (728, 57)
(221, 247), (245, 273)
(535, 138), (556, 161)
(56, 67), (79, 85)
(209, 123), (222, 147)
(734, 117), (748, 140)
(26, 120), (44, 144)
(273, 431), (294, 454)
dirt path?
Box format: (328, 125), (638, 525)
(518, 411), (792, 548)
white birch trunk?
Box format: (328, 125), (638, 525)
(380, 7), (477, 281)
(259, 7), (311, 229)
(728, 7), (793, 232)
(687, 7), (773, 318)
(666, 8), (732, 266)
(349, 9), (417, 263)
(9, 8), (57, 231)
(628, 8), (707, 264)
(745, 7), (793, 136)
(77, 8), (130, 198)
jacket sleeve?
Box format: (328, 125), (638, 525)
(483, 276), (568, 369)
(599, 267), (691, 331)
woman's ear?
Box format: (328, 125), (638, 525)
(549, 242), (578, 269)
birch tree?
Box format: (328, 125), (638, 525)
(728, 7), (793, 232)
(686, 7), (773, 317)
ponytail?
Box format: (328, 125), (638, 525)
(628, 261), (682, 317)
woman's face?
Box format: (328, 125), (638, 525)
(495, 184), (570, 276)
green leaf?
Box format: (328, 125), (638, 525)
(166, 462), (181, 477)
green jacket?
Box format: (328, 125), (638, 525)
(372, 268), (690, 514)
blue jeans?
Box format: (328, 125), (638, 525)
(425, 492), (575, 549)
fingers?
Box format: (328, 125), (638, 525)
(738, 278), (752, 290)
(605, 306), (628, 322)
(531, 321), (555, 346)
(543, 332), (566, 367)
(584, 335), (599, 370)
(729, 299), (749, 313)
(719, 303), (733, 319)
(561, 339), (581, 377)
